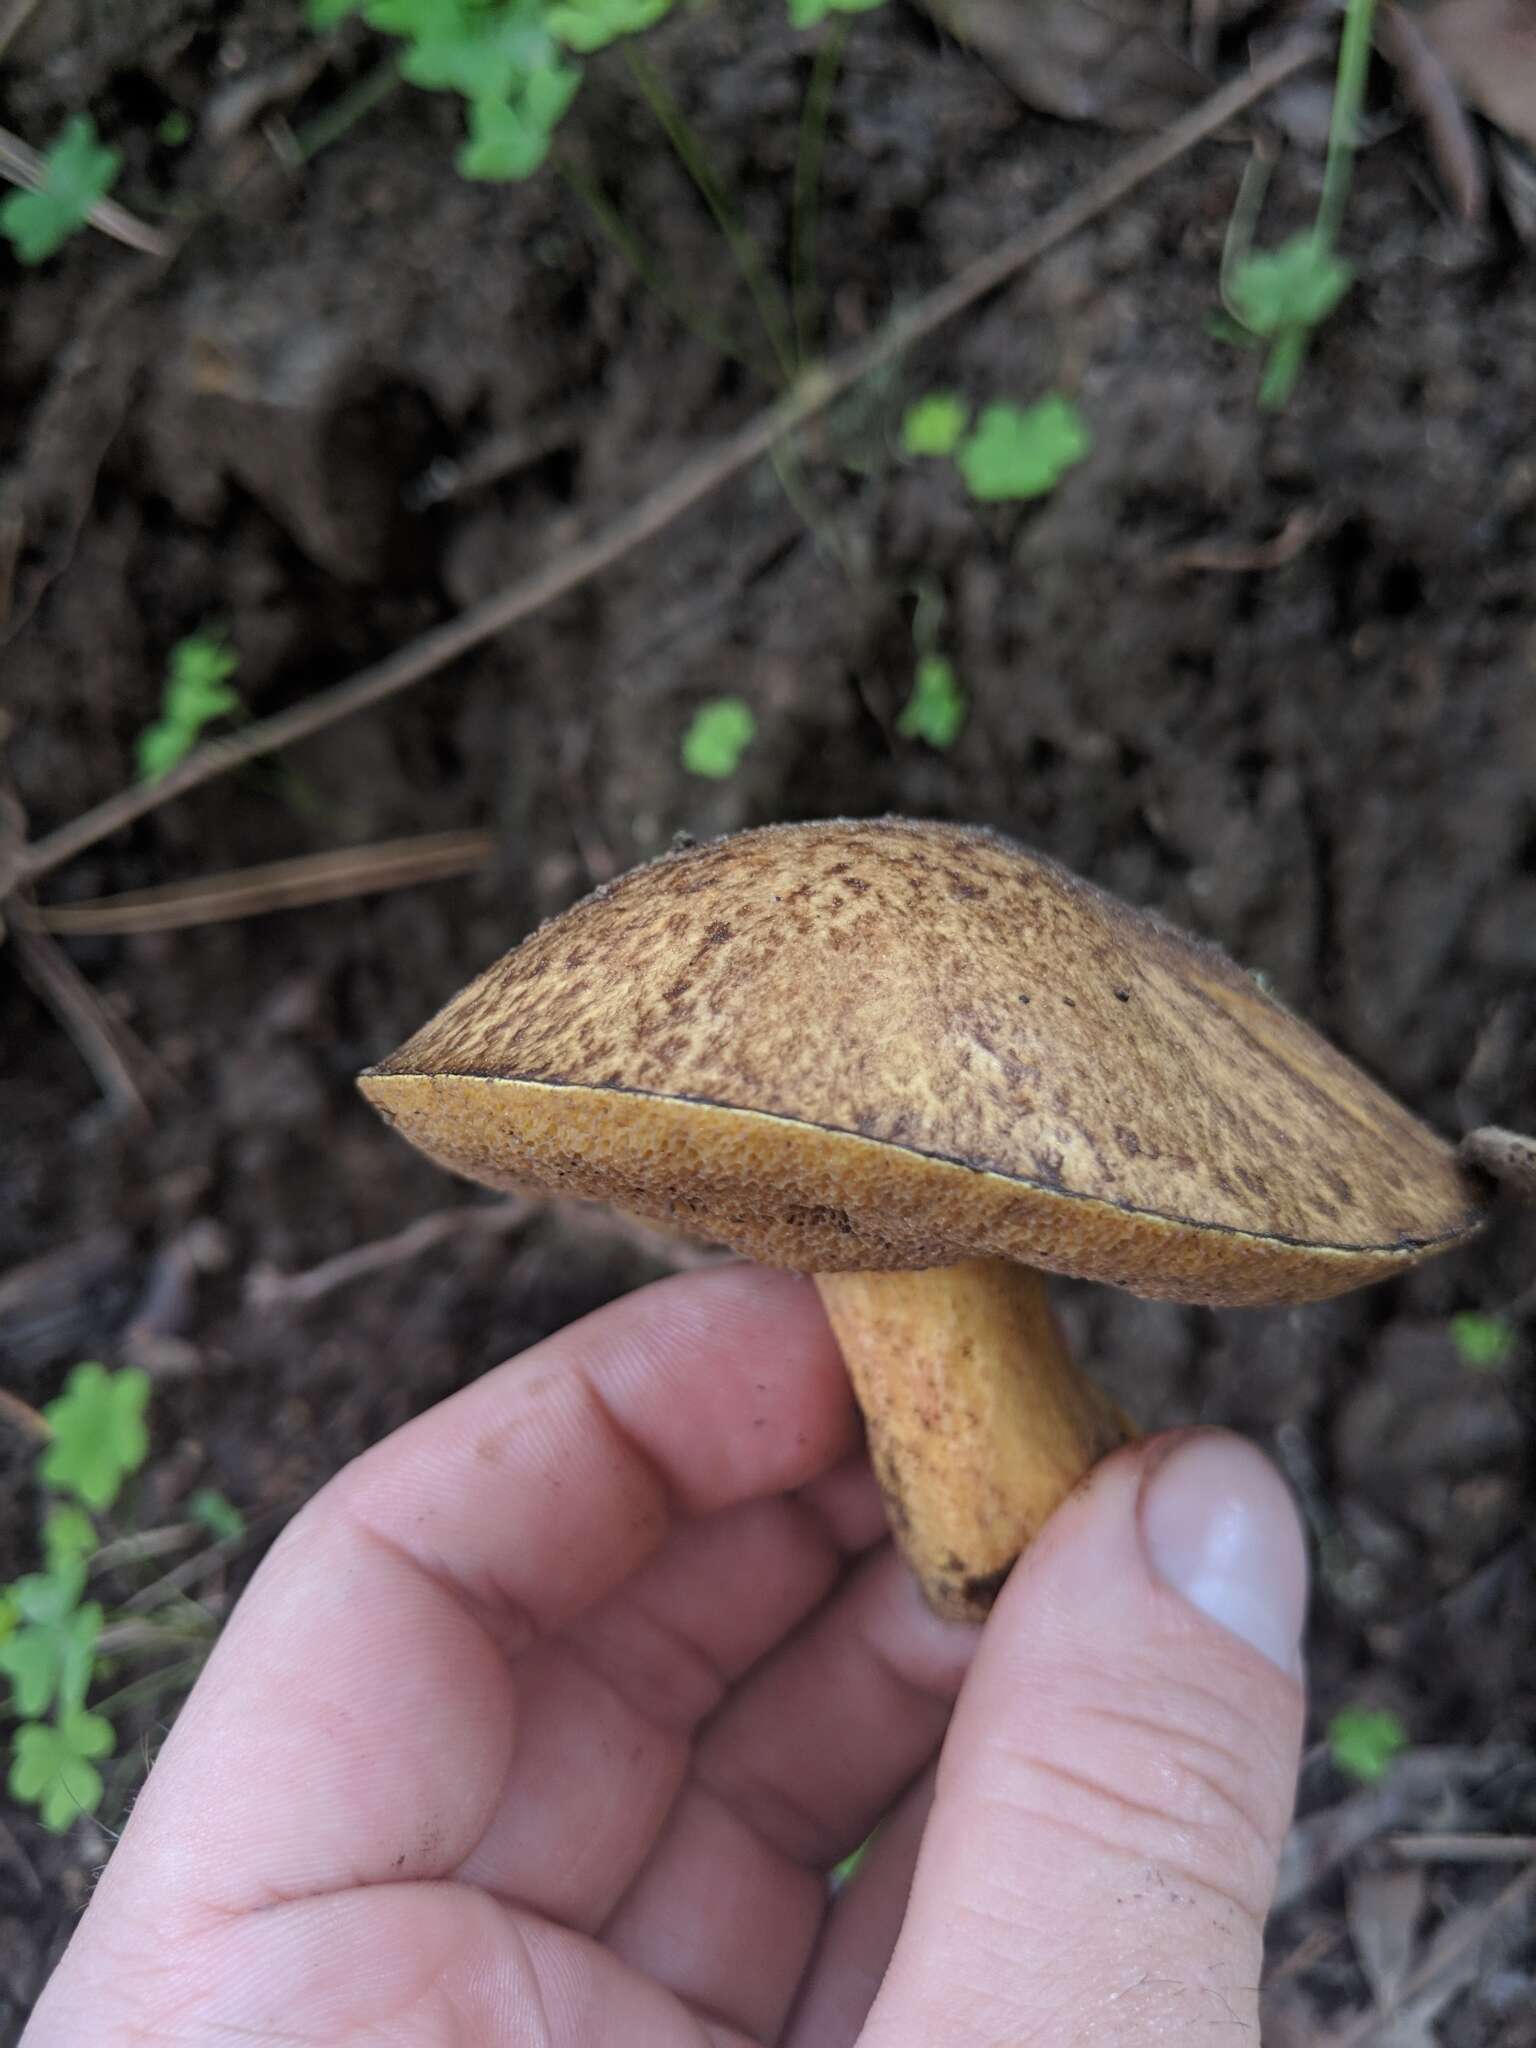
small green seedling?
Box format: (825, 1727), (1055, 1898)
(1218, 0), (1376, 406)
(1, 1363), (238, 1831)
(137, 632), (243, 782)
(156, 111), (194, 147)
(1449, 1312), (1515, 1372)
(310, 0), (887, 181)
(1329, 1705), (1409, 1785)
(187, 1489), (247, 1544)
(901, 392), (969, 459)
(1, 115), (121, 266)
(957, 395), (1091, 503)
(897, 654), (966, 750)
(682, 697), (757, 779)
(10, 1712), (115, 1834)
(40, 1360), (150, 1512)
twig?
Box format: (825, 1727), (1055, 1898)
(8, 902), (152, 1118)
(34, 830), (496, 936)
(0, 122), (176, 260)
(0, 0), (45, 63)
(245, 1199), (535, 1311)
(14, 32), (1325, 891)
(90, 1523), (201, 1573)
(0, 1385), (51, 1442)
(1387, 1832), (1536, 1863)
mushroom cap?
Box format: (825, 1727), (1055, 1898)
(360, 817), (1484, 1307)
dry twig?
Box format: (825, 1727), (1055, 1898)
(35, 830), (497, 936)
(0, 122), (176, 259)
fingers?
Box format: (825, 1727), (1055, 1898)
(34, 1883), (757, 2048)
(53, 1267), (856, 1937)
(598, 1546), (977, 2039)
(861, 1429), (1308, 2048)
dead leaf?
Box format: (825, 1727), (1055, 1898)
(1346, 1864), (1427, 2011)
(1420, 0), (1536, 150)
(920, 0), (1210, 132)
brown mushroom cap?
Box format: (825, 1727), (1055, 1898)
(360, 817), (1484, 1307)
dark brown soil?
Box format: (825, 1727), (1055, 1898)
(2, 1), (1534, 2037)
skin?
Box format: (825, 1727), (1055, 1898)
(26, 1265), (1307, 2047)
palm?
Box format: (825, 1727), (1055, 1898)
(26, 1270), (974, 2047)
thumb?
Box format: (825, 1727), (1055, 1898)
(862, 1429), (1307, 2048)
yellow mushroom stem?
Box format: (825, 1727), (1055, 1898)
(813, 1258), (1137, 1623)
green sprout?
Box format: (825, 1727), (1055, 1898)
(1, 115), (121, 266)
(9, 1711), (116, 1833)
(0, 1567), (101, 1719)
(137, 633), (243, 782)
(188, 1489), (247, 1544)
(1220, 0), (1376, 405)
(682, 697), (757, 779)
(1449, 1312), (1515, 1372)
(545, 0), (673, 52)
(896, 654), (966, 750)
(40, 1362), (151, 1513)
(901, 392), (969, 459)
(956, 395), (1091, 503)
(1329, 1705), (1409, 1785)
(789, 0), (886, 28)
(0, 1363), (238, 1831)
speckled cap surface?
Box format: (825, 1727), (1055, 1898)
(360, 817), (1483, 1305)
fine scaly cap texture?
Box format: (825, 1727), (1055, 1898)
(360, 818), (1483, 1305)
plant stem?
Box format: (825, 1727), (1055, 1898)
(558, 159), (774, 380)
(295, 56), (404, 163)
(1316, 0), (1378, 249)
(791, 22), (847, 369)
(624, 45), (797, 384)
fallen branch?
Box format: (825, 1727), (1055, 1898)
(15, 30), (1325, 891)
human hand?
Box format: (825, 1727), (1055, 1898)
(27, 1265), (1307, 2046)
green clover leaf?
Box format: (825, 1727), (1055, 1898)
(901, 392), (968, 459)
(9, 1711), (115, 1832)
(40, 1361), (151, 1512)
(1, 115), (122, 266)
(896, 655), (966, 750)
(957, 395), (1091, 503)
(1449, 1312), (1514, 1372)
(681, 698), (757, 779)
(137, 633), (243, 782)
(0, 1572), (100, 1719)
(1227, 232), (1352, 339)
(1329, 1706), (1408, 1786)
(547, 0), (672, 54)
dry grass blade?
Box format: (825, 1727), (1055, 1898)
(35, 830), (497, 936)
(9, 901), (152, 1119)
(1388, 1831), (1536, 1862)
(1377, 1), (1488, 224)
(14, 30), (1326, 892)
(1326, 1863), (1536, 2046)
(0, 122), (176, 259)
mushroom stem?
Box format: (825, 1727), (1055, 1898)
(813, 1258), (1136, 1622)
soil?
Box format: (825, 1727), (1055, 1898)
(2, 0), (1534, 2038)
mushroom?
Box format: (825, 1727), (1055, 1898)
(359, 817), (1485, 1620)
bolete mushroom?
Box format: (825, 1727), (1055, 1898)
(359, 817), (1485, 1620)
